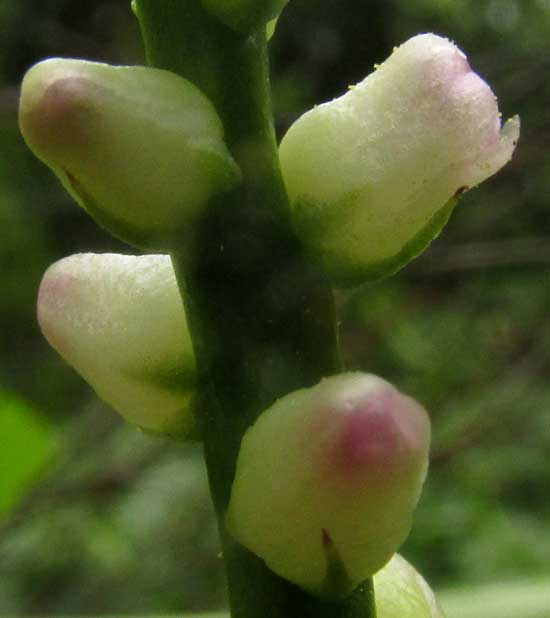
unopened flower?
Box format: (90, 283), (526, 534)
(279, 33), (519, 286)
(19, 59), (240, 250)
(200, 0), (288, 33)
(226, 373), (430, 596)
(38, 253), (196, 437)
(375, 554), (445, 618)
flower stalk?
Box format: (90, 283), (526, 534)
(134, 1), (376, 617)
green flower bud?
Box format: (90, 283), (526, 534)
(38, 253), (196, 437)
(279, 33), (519, 286)
(200, 0), (288, 33)
(19, 59), (241, 249)
(226, 373), (430, 597)
(375, 554), (445, 618)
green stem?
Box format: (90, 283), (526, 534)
(135, 2), (376, 617)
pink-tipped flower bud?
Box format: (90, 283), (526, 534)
(279, 33), (520, 287)
(226, 373), (430, 597)
(19, 59), (240, 250)
(38, 253), (196, 437)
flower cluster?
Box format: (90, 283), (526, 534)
(20, 26), (518, 613)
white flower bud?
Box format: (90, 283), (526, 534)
(226, 373), (430, 596)
(200, 0), (288, 33)
(38, 253), (195, 437)
(279, 33), (519, 286)
(19, 59), (241, 249)
(375, 554), (445, 618)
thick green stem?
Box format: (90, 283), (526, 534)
(135, 2), (376, 617)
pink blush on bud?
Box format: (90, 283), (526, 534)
(338, 407), (400, 470)
(37, 266), (82, 358)
(314, 383), (429, 487)
(22, 76), (96, 157)
(323, 391), (403, 479)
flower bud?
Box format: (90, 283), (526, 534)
(19, 59), (241, 250)
(226, 373), (430, 596)
(200, 0), (288, 33)
(38, 253), (196, 437)
(375, 554), (445, 618)
(279, 33), (519, 286)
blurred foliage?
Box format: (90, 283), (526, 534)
(0, 0), (549, 615)
(0, 391), (57, 517)
(439, 577), (550, 618)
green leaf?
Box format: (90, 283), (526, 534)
(295, 194), (458, 287)
(0, 391), (57, 517)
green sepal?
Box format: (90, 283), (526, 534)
(59, 149), (237, 251)
(138, 393), (201, 442)
(266, 17), (278, 40)
(294, 194), (459, 288)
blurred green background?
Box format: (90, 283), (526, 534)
(0, 0), (549, 616)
